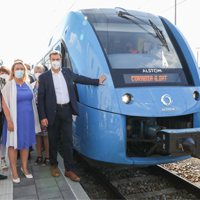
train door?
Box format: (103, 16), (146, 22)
(61, 43), (66, 68)
(60, 42), (73, 70)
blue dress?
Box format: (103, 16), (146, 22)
(2, 83), (36, 150)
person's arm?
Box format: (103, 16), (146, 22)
(2, 97), (14, 131)
(70, 69), (107, 86)
(38, 75), (48, 127)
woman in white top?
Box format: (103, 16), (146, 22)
(1, 61), (40, 183)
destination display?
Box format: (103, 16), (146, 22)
(123, 74), (181, 84)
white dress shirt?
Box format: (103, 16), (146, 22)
(51, 69), (70, 104)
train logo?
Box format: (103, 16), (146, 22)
(161, 94), (172, 106)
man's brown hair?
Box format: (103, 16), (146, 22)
(49, 50), (62, 59)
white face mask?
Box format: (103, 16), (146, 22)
(35, 73), (41, 80)
(51, 61), (61, 70)
(0, 74), (9, 80)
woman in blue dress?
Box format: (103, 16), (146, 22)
(1, 61), (40, 183)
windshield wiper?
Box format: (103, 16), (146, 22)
(118, 10), (169, 51)
(148, 20), (169, 51)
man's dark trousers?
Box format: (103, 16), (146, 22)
(47, 103), (74, 171)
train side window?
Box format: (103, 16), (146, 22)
(48, 37), (53, 47)
(53, 42), (61, 52)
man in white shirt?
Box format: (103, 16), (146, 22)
(38, 50), (106, 181)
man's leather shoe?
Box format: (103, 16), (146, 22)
(0, 174), (7, 180)
(51, 166), (59, 177)
(65, 171), (80, 182)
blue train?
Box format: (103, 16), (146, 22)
(38, 8), (200, 165)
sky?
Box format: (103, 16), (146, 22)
(0, 0), (200, 68)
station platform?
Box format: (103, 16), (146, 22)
(0, 147), (90, 200)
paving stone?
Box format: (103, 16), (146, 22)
(32, 165), (50, 172)
(37, 186), (63, 200)
(13, 184), (37, 198)
(56, 180), (71, 191)
(0, 175), (13, 195)
(61, 190), (76, 200)
(33, 170), (52, 180)
(35, 177), (58, 189)
(14, 195), (38, 200)
(14, 177), (35, 188)
(0, 193), (13, 200)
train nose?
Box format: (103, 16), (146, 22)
(182, 137), (195, 152)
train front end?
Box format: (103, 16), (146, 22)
(69, 8), (200, 165)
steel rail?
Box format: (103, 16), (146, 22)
(154, 165), (200, 198)
(75, 152), (127, 200)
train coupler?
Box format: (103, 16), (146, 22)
(157, 128), (200, 157)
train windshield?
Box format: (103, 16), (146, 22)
(84, 12), (193, 87)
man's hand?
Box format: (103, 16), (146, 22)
(41, 118), (48, 127)
(7, 120), (14, 131)
(99, 74), (107, 85)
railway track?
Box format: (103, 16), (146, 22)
(153, 165), (200, 198)
(75, 153), (200, 199)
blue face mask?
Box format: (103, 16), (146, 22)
(15, 70), (24, 79)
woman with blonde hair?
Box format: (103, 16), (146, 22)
(1, 61), (40, 183)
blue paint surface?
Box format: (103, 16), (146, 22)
(45, 9), (200, 165)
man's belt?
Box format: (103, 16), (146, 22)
(57, 103), (69, 107)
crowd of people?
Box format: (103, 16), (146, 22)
(0, 50), (107, 183)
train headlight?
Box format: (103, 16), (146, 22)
(193, 91), (199, 100)
(122, 93), (132, 104)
